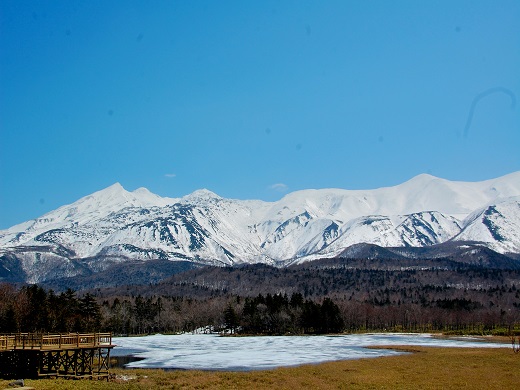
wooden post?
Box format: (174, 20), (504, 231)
(512, 336), (520, 353)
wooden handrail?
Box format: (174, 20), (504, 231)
(0, 333), (113, 351)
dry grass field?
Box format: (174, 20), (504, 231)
(1, 346), (518, 389)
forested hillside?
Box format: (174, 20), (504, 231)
(2, 257), (519, 336)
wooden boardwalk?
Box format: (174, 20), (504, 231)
(0, 333), (113, 351)
(0, 333), (114, 379)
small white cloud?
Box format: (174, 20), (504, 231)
(164, 173), (176, 178)
(269, 183), (289, 192)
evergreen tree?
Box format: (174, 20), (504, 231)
(224, 304), (239, 334)
(0, 306), (17, 333)
(23, 285), (49, 332)
(321, 298), (344, 333)
(79, 293), (101, 332)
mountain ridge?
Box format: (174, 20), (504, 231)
(1, 172), (519, 284)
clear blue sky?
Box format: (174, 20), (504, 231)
(1, 0), (519, 229)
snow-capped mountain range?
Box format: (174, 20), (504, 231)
(1, 172), (520, 283)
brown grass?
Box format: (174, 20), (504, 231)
(1, 346), (518, 389)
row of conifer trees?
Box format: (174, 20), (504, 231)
(0, 284), (343, 335)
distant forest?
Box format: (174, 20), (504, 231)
(1, 258), (520, 336)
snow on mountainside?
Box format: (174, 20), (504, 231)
(0, 183), (178, 245)
(454, 196), (520, 254)
(1, 172), (520, 283)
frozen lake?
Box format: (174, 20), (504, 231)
(112, 333), (508, 371)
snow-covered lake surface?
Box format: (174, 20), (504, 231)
(112, 333), (508, 371)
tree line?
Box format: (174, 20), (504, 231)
(0, 283), (343, 335)
(0, 284), (100, 333)
(2, 280), (519, 336)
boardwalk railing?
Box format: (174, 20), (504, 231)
(0, 333), (113, 351)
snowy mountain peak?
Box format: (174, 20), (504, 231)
(181, 189), (222, 203)
(89, 182), (130, 201)
(406, 173), (438, 183)
(103, 182), (125, 191)
(80, 183), (144, 206)
(132, 187), (152, 195)
(131, 187), (178, 206)
(84, 183), (178, 209)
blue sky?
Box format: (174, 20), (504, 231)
(1, 0), (519, 229)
